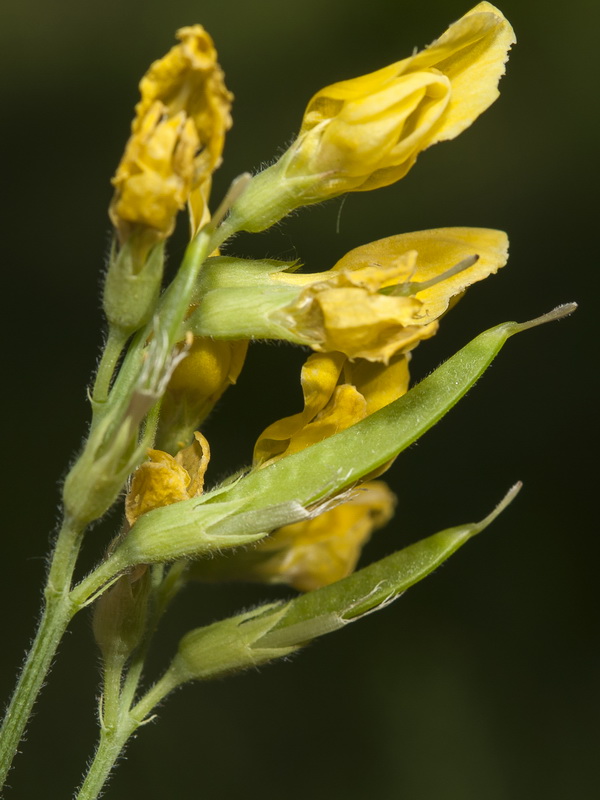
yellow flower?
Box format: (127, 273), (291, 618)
(270, 227), (509, 362)
(288, 2), (515, 196)
(254, 351), (410, 467)
(158, 336), (248, 453)
(126, 432), (210, 525)
(190, 481), (397, 591)
(253, 227), (507, 467)
(273, 253), (437, 362)
(110, 102), (199, 244)
(244, 481), (397, 591)
(110, 25), (232, 243)
(135, 26), (232, 181)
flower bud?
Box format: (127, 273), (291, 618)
(62, 412), (138, 525)
(92, 566), (151, 664)
(157, 337), (248, 453)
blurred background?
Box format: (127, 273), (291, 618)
(0, 0), (597, 798)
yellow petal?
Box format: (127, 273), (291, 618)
(406, 2), (517, 144)
(253, 481), (397, 591)
(274, 252), (440, 362)
(376, 227), (509, 322)
(282, 383), (368, 456)
(253, 350), (412, 466)
(174, 431), (211, 497)
(344, 355), (410, 414)
(136, 25), (232, 178)
(286, 3), (513, 196)
(253, 352), (345, 465)
(159, 337), (248, 452)
(110, 104), (199, 241)
(110, 25), (232, 243)
(300, 286), (436, 362)
(125, 449), (191, 525)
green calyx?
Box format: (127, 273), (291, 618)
(103, 240), (165, 334)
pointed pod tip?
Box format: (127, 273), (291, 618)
(476, 481), (523, 532)
(513, 302), (578, 334)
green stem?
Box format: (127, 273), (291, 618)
(100, 657), (126, 732)
(75, 721), (133, 800)
(0, 516), (85, 790)
(118, 561), (187, 713)
(76, 669), (181, 800)
(157, 230), (213, 339)
(76, 563), (188, 800)
(130, 668), (181, 721)
(92, 326), (129, 406)
(91, 229), (216, 424)
(3, 226), (232, 795)
(70, 550), (129, 610)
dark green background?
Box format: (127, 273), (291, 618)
(1, 0), (597, 798)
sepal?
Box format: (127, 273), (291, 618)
(111, 499), (312, 567)
(171, 603), (298, 682)
(103, 239), (165, 334)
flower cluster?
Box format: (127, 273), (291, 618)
(0, 7), (575, 796)
(111, 2), (514, 591)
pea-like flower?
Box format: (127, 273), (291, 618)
(270, 226), (509, 362)
(125, 431), (210, 525)
(254, 352), (410, 467)
(188, 480), (397, 591)
(252, 227), (507, 468)
(290, 1), (515, 195)
(228, 2), (515, 232)
(221, 482), (397, 592)
(110, 25), (232, 244)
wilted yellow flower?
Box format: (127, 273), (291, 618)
(254, 351), (410, 466)
(270, 227), (509, 362)
(158, 336), (248, 453)
(135, 26), (232, 180)
(273, 253), (437, 362)
(126, 431), (210, 525)
(110, 25), (232, 243)
(288, 2), (515, 195)
(110, 102), (199, 244)
(245, 482), (397, 591)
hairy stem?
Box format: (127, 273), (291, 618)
(92, 327), (129, 406)
(75, 669), (181, 800)
(0, 516), (85, 789)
